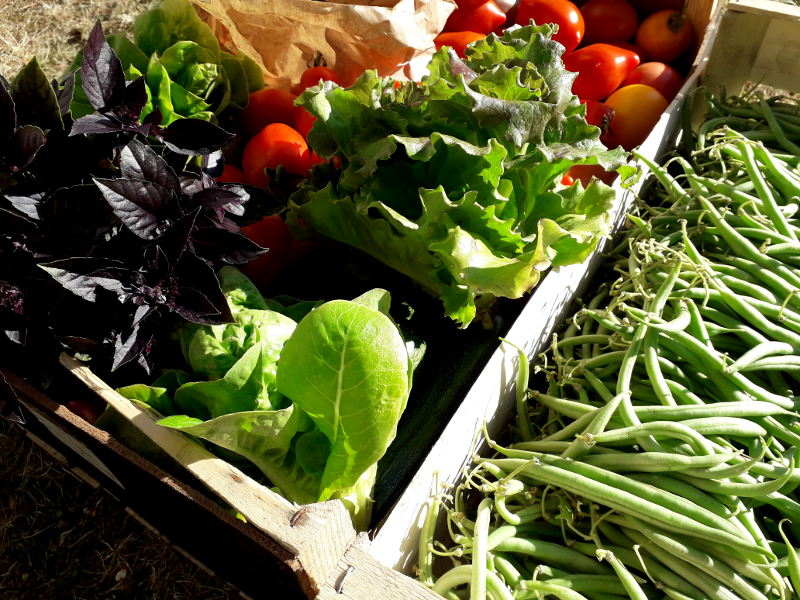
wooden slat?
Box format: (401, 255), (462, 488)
(728, 0), (800, 21)
(61, 353), (355, 597)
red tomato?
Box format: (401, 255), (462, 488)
(239, 89), (298, 139)
(242, 123), (312, 188)
(604, 84), (668, 150)
(66, 399), (104, 424)
(628, 0), (683, 15)
(560, 173), (575, 186)
(241, 215), (293, 290)
(567, 164), (617, 186)
(635, 10), (693, 62)
(444, 1), (506, 34)
(293, 106), (316, 140)
(563, 44), (640, 101)
(580, 0), (638, 44)
(606, 41), (646, 62)
(298, 66), (341, 92)
(216, 164), (247, 184)
(582, 99), (613, 129)
(516, 0), (584, 53)
(434, 31), (487, 58)
(623, 62), (683, 102)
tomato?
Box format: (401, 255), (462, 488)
(66, 399), (104, 424)
(560, 173), (575, 186)
(242, 123), (312, 188)
(628, 0), (683, 15)
(581, 99), (613, 129)
(567, 164), (617, 186)
(562, 43), (640, 101)
(241, 215), (293, 291)
(603, 84), (668, 150)
(516, 0), (584, 53)
(298, 66), (341, 92)
(606, 41), (646, 62)
(635, 10), (693, 62)
(239, 89), (298, 139)
(622, 62), (683, 102)
(580, 0), (638, 44)
(434, 31), (487, 58)
(444, 1), (506, 34)
(293, 106), (316, 140)
(216, 164), (247, 184)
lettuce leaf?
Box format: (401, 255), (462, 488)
(289, 24), (631, 327)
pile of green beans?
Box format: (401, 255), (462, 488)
(418, 95), (800, 600)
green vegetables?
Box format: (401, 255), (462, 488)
(289, 24), (631, 327)
(118, 268), (415, 528)
(69, 0), (262, 124)
(420, 94), (800, 600)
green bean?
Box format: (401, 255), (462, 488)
(726, 341), (796, 374)
(433, 565), (514, 600)
(626, 473), (734, 518)
(636, 401), (790, 421)
(590, 421), (715, 454)
(513, 441), (623, 454)
(581, 451), (739, 473)
(777, 520), (800, 599)
(532, 391), (596, 418)
(470, 498), (492, 600)
(561, 391), (631, 460)
(492, 537), (611, 576)
(492, 554), (521, 589)
(673, 461), (793, 497)
(418, 494), (441, 587)
(595, 549), (649, 600)
(516, 580), (591, 600)
(689, 535), (783, 588)
(537, 575), (630, 595)
(541, 409), (601, 442)
(755, 101), (800, 155)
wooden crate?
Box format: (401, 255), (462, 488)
(8, 1), (722, 596)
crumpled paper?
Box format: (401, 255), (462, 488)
(191, 0), (456, 90)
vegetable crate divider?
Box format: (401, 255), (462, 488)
(9, 2), (719, 598)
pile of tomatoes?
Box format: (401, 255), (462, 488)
(435, 0), (694, 153)
(218, 64), (341, 290)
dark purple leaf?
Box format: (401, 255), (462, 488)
(156, 118), (233, 156)
(9, 125), (46, 170)
(10, 57), (63, 133)
(119, 139), (179, 192)
(175, 253), (233, 324)
(4, 191), (44, 220)
(180, 176), (206, 197)
(0, 82), (15, 146)
(173, 287), (220, 322)
(81, 21), (125, 112)
(120, 76), (147, 118)
(111, 304), (158, 372)
(201, 150), (224, 178)
(159, 207), (200, 267)
(53, 73), (76, 119)
(192, 226), (268, 265)
(93, 177), (173, 240)
(70, 113), (121, 136)
(4, 329), (24, 345)
(38, 257), (129, 302)
(190, 187), (244, 214)
(142, 107), (163, 128)
(143, 245), (171, 280)
(0, 371), (25, 424)
(56, 336), (97, 354)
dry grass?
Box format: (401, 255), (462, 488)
(0, 0), (158, 79)
(0, 420), (240, 599)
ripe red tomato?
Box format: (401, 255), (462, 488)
(216, 164), (247, 184)
(298, 66), (341, 92)
(635, 10), (693, 62)
(567, 164), (617, 186)
(516, 0), (584, 53)
(580, 0), (638, 44)
(563, 44), (640, 101)
(628, 0), (683, 15)
(293, 106), (316, 140)
(582, 99), (613, 129)
(623, 62), (683, 102)
(604, 84), (668, 150)
(242, 123), (312, 188)
(239, 89), (298, 139)
(241, 215), (293, 291)
(606, 41), (646, 62)
(444, 0), (506, 34)
(434, 31), (487, 58)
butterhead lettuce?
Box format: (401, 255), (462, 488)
(289, 24), (634, 327)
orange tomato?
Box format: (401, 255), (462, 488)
(635, 10), (693, 62)
(242, 123), (312, 188)
(239, 89), (298, 139)
(240, 215), (293, 291)
(434, 31), (486, 58)
(216, 164), (247, 184)
(622, 62), (684, 102)
(444, 1), (507, 34)
(604, 84), (668, 150)
(298, 66), (341, 92)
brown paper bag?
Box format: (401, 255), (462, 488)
(191, 0), (456, 90)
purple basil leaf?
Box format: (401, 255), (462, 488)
(0, 371), (25, 424)
(9, 125), (46, 170)
(142, 107), (163, 128)
(156, 118), (233, 156)
(4, 329), (24, 345)
(190, 187), (244, 215)
(159, 208), (200, 267)
(70, 113), (121, 136)
(201, 150), (224, 178)
(143, 245), (171, 280)
(81, 21), (125, 112)
(192, 226), (268, 265)
(111, 304), (158, 372)
(39, 257), (129, 302)
(10, 57), (63, 133)
(93, 177), (173, 240)
(121, 76), (147, 118)
(0, 82), (15, 146)
(4, 191), (44, 220)
(180, 176), (206, 198)
(119, 139), (179, 192)
(173, 286), (220, 323)
(176, 253), (233, 324)
(54, 73), (76, 119)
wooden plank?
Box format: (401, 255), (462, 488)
(60, 353), (356, 596)
(729, 0), (800, 21)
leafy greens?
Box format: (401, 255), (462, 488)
(118, 268), (414, 528)
(289, 24), (633, 327)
